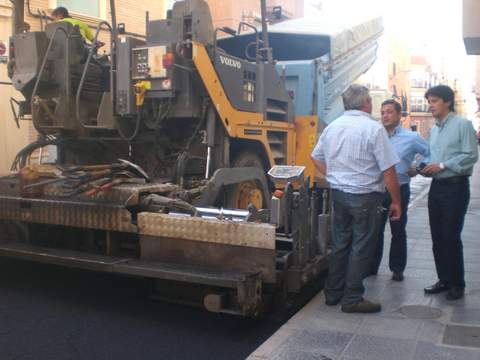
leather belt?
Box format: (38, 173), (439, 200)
(432, 176), (469, 185)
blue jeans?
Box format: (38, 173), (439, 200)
(325, 190), (383, 305)
(372, 184), (410, 274)
(428, 177), (469, 288)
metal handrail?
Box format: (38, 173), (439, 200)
(213, 27), (236, 62)
(212, 22), (262, 63)
(237, 21), (261, 63)
(75, 21), (113, 128)
(30, 26), (70, 134)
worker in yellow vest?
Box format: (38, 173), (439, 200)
(51, 6), (94, 43)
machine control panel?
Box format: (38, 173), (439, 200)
(132, 48), (149, 79)
(132, 46), (168, 80)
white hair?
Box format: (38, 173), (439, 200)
(342, 84), (371, 111)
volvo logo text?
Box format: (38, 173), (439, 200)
(219, 55), (241, 69)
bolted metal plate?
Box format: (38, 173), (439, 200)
(443, 324), (480, 348)
(137, 212), (276, 250)
(399, 305), (443, 319)
(0, 196), (137, 232)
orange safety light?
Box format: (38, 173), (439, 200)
(273, 190), (284, 198)
(162, 52), (174, 69)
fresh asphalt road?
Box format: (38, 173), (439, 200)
(0, 258), (285, 360)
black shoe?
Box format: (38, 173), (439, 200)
(446, 287), (465, 301)
(424, 281), (450, 294)
(392, 272), (404, 282)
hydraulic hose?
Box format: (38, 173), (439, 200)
(10, 135), (61, 171)
(116, 107), (142, 142)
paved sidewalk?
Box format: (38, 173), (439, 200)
(249, 167), (480, 360)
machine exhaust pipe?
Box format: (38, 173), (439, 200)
(12, 0), (25, 34)
(260, 0), (273, 63)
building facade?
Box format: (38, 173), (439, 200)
(359, 33), (412, 127)
(369, 88), (390, 121)
(206, 0), (303, 30)
(409, 56), (437, 139)
(387, 35), (411, 129)
(452, 79), (467, 118)
(0, 1), (29, 174)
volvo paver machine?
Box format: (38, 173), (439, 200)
(0, 0), (329, 316)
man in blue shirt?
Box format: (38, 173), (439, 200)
(370, 100), (429, 281)
(421, 85), (478, 301)
(311, 85), (401, 314)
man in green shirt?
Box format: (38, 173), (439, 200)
(421, 85), (478, 301)
(51, 6), (94, 43)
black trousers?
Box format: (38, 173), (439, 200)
(428, 176), (470, 288)
(372, 184), (410, 274)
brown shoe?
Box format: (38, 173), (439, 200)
(341, 299), (381, 313)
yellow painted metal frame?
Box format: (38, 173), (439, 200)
(192, 42), (317, 180)
(294, 116), (318, 183)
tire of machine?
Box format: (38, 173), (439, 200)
(225, 151), (270, 209)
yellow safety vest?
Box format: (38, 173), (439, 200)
(60, 17), (94, 42)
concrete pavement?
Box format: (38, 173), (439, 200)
(249, 166), (480, 360)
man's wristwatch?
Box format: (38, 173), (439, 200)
(439, 162), (445, 170)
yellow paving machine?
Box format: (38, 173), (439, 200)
(0, 0), (381, 316)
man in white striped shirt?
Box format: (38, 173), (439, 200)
(311, 84), (401, 313)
